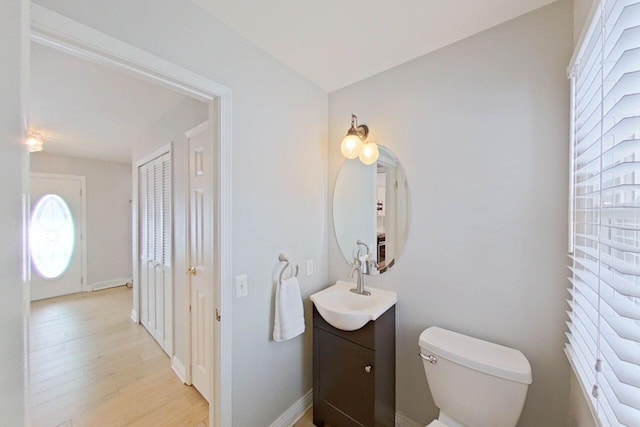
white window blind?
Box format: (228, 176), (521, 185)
(567, 1), (640, 426)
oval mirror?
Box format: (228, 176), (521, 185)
(333, 146), (410, 274)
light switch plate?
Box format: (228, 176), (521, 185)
(306, 259), (314, 276)
(236, 274), (248, 298)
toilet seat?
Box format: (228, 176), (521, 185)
(426, 420), (449, 427)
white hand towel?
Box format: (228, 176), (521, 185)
(273, 276), (305, 342)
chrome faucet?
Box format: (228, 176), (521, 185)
(349, 240), (372, 296)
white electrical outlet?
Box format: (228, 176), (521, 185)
(236, 274), (248, 298)
(306, 259), (314, 276)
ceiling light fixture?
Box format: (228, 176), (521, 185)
(25, 132), (44, 153)
(340, 114), (378, 165)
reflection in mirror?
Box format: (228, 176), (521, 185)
(333, 146), (410, 274)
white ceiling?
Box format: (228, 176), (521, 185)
(30, 44), (191, 163)
(193, 0), (558, 91)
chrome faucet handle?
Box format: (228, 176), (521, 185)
(356, 240), (370, 255)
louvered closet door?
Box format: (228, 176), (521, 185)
(153, 157), (164, 345)
(146, 161), (156, 338)
(138, 152), (172, 355)
(161, 154), (172, 351)
(139, 165), (149, 328)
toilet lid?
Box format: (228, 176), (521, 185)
(427, 421), (449, 427)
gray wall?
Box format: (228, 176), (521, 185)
(30, 153), (133, 288)
(29, 0), (330, 425)
(0, 0), (28, 425)
(574, 0), (596, 43)
(328, 1), (573, 426)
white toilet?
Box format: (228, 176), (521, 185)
(418, 326), (532, 427)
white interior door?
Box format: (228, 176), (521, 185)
(138, 152), (173, 354)
(29, 174), (84, 301)
(188, 122), (213, 402)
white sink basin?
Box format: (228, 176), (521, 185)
(310, 281), (397, 331)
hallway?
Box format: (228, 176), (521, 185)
(30, 287), (208, 427)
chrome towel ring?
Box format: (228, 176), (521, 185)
(278, 253), (299, 284)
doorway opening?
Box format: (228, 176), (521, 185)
(27, 5), (232, 426)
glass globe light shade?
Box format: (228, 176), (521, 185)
(26, 136), (44, 152)
(359, 142), (379, 165)
(340, 134), (363, 159)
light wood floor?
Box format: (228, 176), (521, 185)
(292, 409), (313, 427)
(30, 286), (208, 427)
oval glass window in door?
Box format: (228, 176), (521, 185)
(30, 194), (76, 279)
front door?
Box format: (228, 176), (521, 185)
(188, 122), (213, 402)
(29, 173), (84, 301)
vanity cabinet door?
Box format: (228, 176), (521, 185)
(314, 328), (375, 427)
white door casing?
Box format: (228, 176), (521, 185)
(188, 121), (213, 403)
(29, 173), (86, 301)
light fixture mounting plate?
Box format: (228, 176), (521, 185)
(356, 124), (369, 140)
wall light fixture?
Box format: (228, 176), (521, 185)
(26, 132), (44, 153)
(340, 114), (378, 165)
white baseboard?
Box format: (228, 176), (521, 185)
(130, 309), (138, 324)
(88, 277), (132, 291)
(269, 391), (421, 427)
(269, 389), (313, 427)
(171, 355), (189, 384)
(395, 411), (422, 427)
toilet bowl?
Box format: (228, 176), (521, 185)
(418, 327), (532, 427)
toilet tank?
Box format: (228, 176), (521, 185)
(419, 327), (532, 427)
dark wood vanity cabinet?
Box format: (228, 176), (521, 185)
(313, 306), (395, 427)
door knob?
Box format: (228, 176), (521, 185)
(364, 365), (372, 374)
(187, 267), (197, 276)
